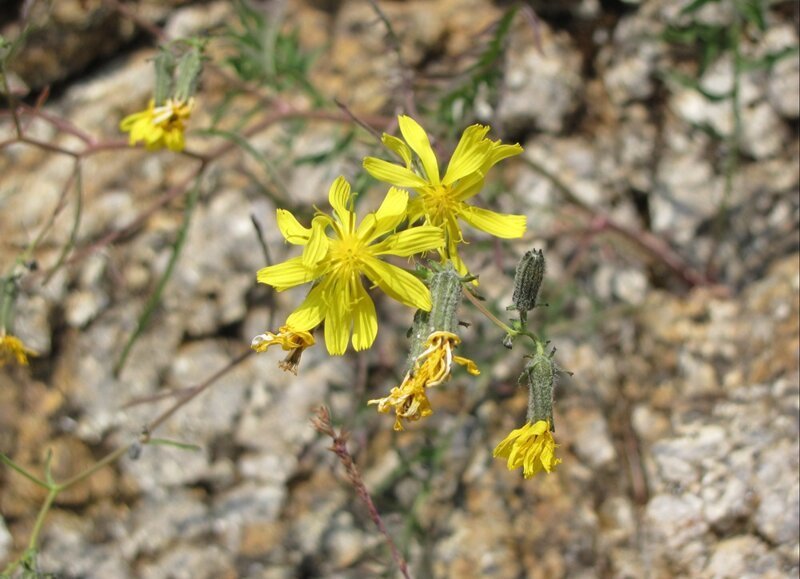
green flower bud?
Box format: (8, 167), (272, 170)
(508, 249), (546, 324)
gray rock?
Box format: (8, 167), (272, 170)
(140, 544), (235, 579)
(121, 490), (210, 558)
(704, 535), (782, 579)
(571, 409), (617, 469)
(497, 20), (583, 133)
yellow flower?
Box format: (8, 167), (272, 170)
(0, 334), (35, 367)
(363, 115), (526, 275)
(369, 331), (480, 430)
(119, 98), (194, 152)
(257, 177), (444, 355)
(251, 324), (315, 375)
(493, 419), (561, 479)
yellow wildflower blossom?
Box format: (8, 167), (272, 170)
(493, 419), (561, 479)
(119, 98), (194, 152)
(363, 115), (526, 275)
(369, 331), (480, 430)
(0, 334), (35, 367)
(251, 325), (315, 375)
(257, 177), (444, 356)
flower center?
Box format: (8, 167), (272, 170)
(421, 184), (458, 225)
(329, 234), (366, 278)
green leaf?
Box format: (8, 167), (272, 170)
(147, 438), (203, 452)
(739, 0), (766, 31)
(680, 0), (720, 15)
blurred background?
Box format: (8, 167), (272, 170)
(0, 0), (798, 577)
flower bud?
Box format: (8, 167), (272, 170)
(509, 249), (545, 323)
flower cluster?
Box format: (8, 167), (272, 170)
(248, 116), (562, 480)
(254, 117), (522, 361)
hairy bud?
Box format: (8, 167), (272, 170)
(509, 249), (546, 323)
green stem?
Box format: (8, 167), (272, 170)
(26, 488), (58, 553)
(461, 286), (516, 335)
(56, 445), (131, 490)
(0, 454), (49, 489)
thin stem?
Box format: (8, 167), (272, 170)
(312, 407), (411, 579)
(0, 454), (49, 489)
(26, 488), (57, 552)
(461, 286), (516, 336)
(56, 445), (131, 491)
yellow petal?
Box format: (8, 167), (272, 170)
(372, 186), (409, 235)
(382, 133), (413, 167)
(257, 257), (316, 291)
(356, 187), (408, 242)
(361, 256), (431, 311)
(452, 172), (485, 202)
(407, 196), (425, 224)
(398, 115), (440, 185)
(302, 218), (329, 267)
(323, 280), (351, 355)
(485, 142), (523, 170)
(286, 283), (327, 330)
(164, 129), (185, 152)
(459, 206), (526, 239)
(443, 124), (491, 185)
(363, 157), (429, 188)
(371, 225), (444, 257)
(351, 281), (378, 351)
(328, 176), (353, 231)
(277, 209), (312, 245)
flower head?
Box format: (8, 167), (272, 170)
(0, 334), (35, 367)
(251, 325), (315, 374)
(368, 378), (433, 431)
(120, 98), (194, 152)
(369, 331), (480, 430)
(363, 115), (526, 275)
(257, 177), (444, 355)
(493, 419), (561, 479)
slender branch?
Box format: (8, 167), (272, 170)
(312, 407), (411, 579)
(461, 285), (516, 336)
(0, 454), (49, 489)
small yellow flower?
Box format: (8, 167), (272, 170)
(493, 419), (561, 479)
(363, 115), (526, 275)
(257, 177), (444, 355)
(369, 331), (480, 430)
(0, 334), (35, 367)
(119, 98), (194, 152)
(251, 325), (315, 374)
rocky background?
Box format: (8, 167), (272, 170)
(1, 0), (798, 578)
